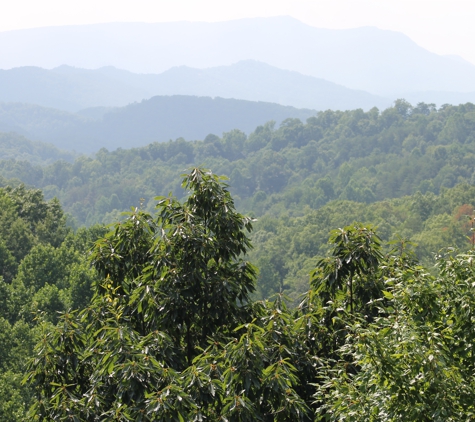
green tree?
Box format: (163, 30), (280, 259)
(24, 171), (475, 421)
(314, 250), (475, 421)
(312, 223), (382, 314)
(26, 168), (261, 419)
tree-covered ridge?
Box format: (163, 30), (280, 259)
(0, 170), (474, 420)
(0, 100), (474, 227)
(0, 96), (316, 152)
(1, 100), (475, 305)
(23, 169), (475, 421)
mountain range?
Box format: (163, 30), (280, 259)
(0, 61), (390, 112)
(1, 16), (475, 155)
(1, 16), (475, 98)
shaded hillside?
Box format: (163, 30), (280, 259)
(0, 102), (91, 148)
(0, 96), (316, 152)
(104, 60), (389, 111)
(0, 66), (145, 112)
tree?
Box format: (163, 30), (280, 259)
(312, 223), (382, 314)
(91, 168), (257, 364)
(26, 168), (262, 420)
(314, 250), (475, 421)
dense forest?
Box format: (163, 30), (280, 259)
(2, 100), (475, 419)
(0, 132), (77, 165)
(0, 185), (104, 418)
(1, 100), (475, 298)
(1, 100), (474, 223)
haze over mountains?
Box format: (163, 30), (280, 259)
(0, 61), (389, 112)
(1, 16), (475, 155)
(2, 16), (475, 100)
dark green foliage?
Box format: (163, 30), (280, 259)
(24, 169), (360, 421)
(5, 99), (475, 419)
(22, 169), (475, 421)
(91, 169), (257, 365)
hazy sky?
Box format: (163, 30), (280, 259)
(3, 0), (475, 64)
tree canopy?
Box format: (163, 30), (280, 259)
(22, 168), (475, 421)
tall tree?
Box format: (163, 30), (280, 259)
(26, 168), (259, 419)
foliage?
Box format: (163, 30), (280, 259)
(5, 101), (475, 301)
(91, 168), (257, 365)
(0, 132), (77, 165)
(312, 223), (382, 313)
(314, 250), (475, 421)
(0, 185), (102, 420)
(3, 98), (475, 419)
(249, 184), (475, 301)
(2, 101), (475, 229)
(23, 169), (475, 421)
(26, 169), (274, 420)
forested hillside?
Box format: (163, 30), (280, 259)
(1, 100), (474, 224)
(1, 100), (475, 299)
(0, 172), (474, 419)
(2, 101), (475, 419)
(250, 184), (475, 301)
(0, 132), (77, 165)
(4, 4), (475, 418)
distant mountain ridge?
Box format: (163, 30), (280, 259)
(0, 96), (316, 152)
(1, 17), (475, 95)
(0, 66), (145, 111)
(0, 61), (390, 112)
(102, 61), (391, 111)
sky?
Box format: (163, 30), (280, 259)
(3, 0), (475, 65)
